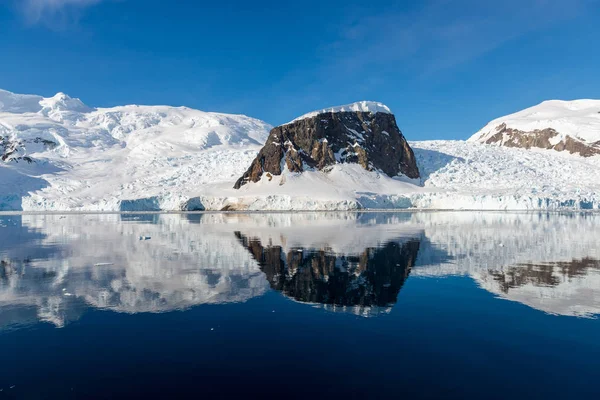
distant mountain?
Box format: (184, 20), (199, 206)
(234, 101), (419, 189)
(469, 99), (600, 157)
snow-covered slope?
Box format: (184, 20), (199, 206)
(469, 100), (600, 156)
(287, 100), (392, 124)
(0, 89), (271, 210)
(410, 140), (600, 210)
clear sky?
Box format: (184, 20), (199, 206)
(0, 0), (598, 140)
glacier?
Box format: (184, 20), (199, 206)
(1, 89), (599, 211)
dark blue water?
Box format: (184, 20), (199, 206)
(1, 212), (599, 399)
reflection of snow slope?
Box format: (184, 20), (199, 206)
(411, 212), (600, 317)
(217, 212), (424, 254)
(0, 214), (268, 328)
(474, 259), (600, 318)
(413, 212), (600, 275)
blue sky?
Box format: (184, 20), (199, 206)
(0, 0), (598, 140)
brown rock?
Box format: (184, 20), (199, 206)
(484, 123), (600, 157)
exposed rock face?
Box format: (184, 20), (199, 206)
(483, 123), (600, 157)
(234, 108), (419, 189)
(0, 135), (57, 163)
(236, 232), (420, 311)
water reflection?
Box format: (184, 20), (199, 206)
(236, 232), (420, 316)
(0, 214), (268, 329)
(1, 212), (600, 330)
(476, 258), (600, 317)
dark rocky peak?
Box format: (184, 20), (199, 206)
(234, 102), (420, 189)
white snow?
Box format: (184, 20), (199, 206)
(410, 140), (600, 210)
(287, 101), (392, 125)
(470, 99), (600, 145)
(0, 89), (271, 211)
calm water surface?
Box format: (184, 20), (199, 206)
(1, 212), (600, 399)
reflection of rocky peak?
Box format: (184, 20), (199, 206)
(234, 102), (419, 189)
(488, 258), (600, 294)
(236, 232), (420, 314)
(473, 258), (600, 317)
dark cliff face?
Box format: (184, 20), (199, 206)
(236, 232), (420, 310)
(483, 123), (600, 157)
(234, 111), (419, 189)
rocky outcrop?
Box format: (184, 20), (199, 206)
(234, 104), (419, 189)
(482, 123), (600, 157)
(236, 232), (420, 311)
(0, 136), (56, 163)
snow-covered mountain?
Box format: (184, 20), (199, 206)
(1, 89), (599, 211)
(0, 89), (271, 210)
(469, 99), (600, 157)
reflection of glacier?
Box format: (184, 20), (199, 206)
(0, 214), (269, 328)
(412, 212), (600, 317)
(1, 211), (600, 328)
(474, 258), (600, 317)
(236, 232), (420, 316)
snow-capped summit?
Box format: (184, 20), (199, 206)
(469, 99), (600, 157)
(39, 92), (94, 114)
(288, 101), (392, 124)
